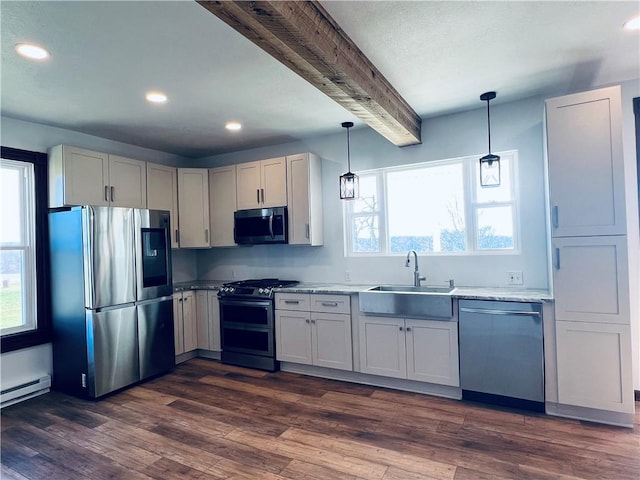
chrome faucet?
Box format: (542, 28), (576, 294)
(405, 250), (426, 286)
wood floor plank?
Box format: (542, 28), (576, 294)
(2, 358), (638, 480)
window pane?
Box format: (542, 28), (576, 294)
(387, 164), (465, 253)
(476, 206), (514, 249)
(352, 215), (379, 253)
(352, 175), (378, 213)
(0, 249), (25, 330)
(0, 166), (23, 244)
(475, 157), (511, 203)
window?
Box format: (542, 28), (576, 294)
(1, 147), (50, 352)
(344, 151), (518, 256)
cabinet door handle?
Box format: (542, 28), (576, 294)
(399, 326), (404, 331)
(205, 229), (209, 243)
(256, 189), (260, 204)
(321, 302), (338, 307)
(110, 186), (115, 202)
(179, 298), (183, 303)
(175, 229), (179, 243)
(305, 319), (310, 323)
(552, 206), (559, 229)
(406, 327), (412, 332)
(284, 300), (299, 304)
(261, 188), (265, 203)
(555, 247), (561, 270)
(104, 185), (109, 202)
(305, 223), (310, 239)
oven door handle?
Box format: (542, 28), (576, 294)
(219, 298), (273, 308)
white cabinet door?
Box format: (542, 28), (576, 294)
(195, 290), (210, 350)
(406, 319), (459, 386)
(48, 145), (110, 207)
(177, 168), (210, 248)
(260, 156), (287, 207)
(287, 153), (323, 245)
(236, 161), (262, 210)
(275, 310), (313, 365)
(556, 321), (634, 414)
(181, 291), (197, 353)
(108, 155), (147, 208)
(173, 295), (185, 356)
(359, 316), (406, 379)
(552, 236), (629, 324)
(209, 166), (237, 246)
(546, 86), (625, 236)
(147, 163), (179, 248)
(207, 291), (221, 351)
(311, 312), (352, 371)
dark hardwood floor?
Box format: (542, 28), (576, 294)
(2, 358), (639, 479)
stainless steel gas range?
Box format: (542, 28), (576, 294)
(218, 278), (299, 371)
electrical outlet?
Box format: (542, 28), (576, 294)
(345, 270), (351, 282)
(507, 271), (523, 285)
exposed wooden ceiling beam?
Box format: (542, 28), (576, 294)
(197, 1), (421, 146)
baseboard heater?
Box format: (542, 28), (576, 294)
(1, 375), (51, 408)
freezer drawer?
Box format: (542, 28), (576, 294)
(138, 298), (175, 380)
(86, 305), (139, 398)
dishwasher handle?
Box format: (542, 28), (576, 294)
(460, 307), (541, 317)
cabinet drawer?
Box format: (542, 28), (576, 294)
(275, 293), (310, 311)
(310, 294), (351, 314)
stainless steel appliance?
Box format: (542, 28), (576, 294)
(49, 206), (175, 399)
(218, 278), (298, 371)
(458, 299), (544, 412)
(234, 207), (288, 245)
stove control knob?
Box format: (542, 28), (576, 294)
(258, 288), (264, 294)
(264, 288), (271, 295)
(229, 287), (235, 293)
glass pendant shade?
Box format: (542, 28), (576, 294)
(340, 121), (358, 200)
(480, 153), (501, 187)
(340, 171), (359, 200)
(479, 91), (500, 187)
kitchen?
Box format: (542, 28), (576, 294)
(1, 1), (640, 478)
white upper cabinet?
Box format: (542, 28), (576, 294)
(177, 168), (210, 248)
(48, 145), (146, 208)
(209, 165), (237, 247)
(146, 163), (179, 248)
(236, 157), (287, 210)
(287, 153), (323, 245)
(546, 86), (625, 237)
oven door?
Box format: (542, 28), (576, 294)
(219, 298), (275, 357)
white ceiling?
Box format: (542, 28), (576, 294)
(1, 1), (638, 159)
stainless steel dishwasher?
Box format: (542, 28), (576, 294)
(459, 299), (544, 412)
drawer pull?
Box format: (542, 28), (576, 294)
(321, 302), (338, 307)
(284, 300), (300, 304)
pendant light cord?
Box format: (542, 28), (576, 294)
(346, 126), (351, 173)
(486, 99), (492, 155)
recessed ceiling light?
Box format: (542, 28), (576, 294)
(225, 121), (242, 131)
(145, 91), (167, 104)
(15, 43), (50, 60)
(623, 14), (640, 30)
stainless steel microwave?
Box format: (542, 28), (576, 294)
(234, 207), (288, 245)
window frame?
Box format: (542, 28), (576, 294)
(1, 146), (51, 353)
(344, 151), (519, 257)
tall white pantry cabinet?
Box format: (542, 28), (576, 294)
(546, 85), (634, 426)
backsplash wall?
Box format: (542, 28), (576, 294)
(195, 95), (550, 289)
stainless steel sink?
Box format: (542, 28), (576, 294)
(359, 285), (454, 319)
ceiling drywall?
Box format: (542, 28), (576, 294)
(1, 1), (638, 158)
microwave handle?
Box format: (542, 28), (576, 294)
(269, 212), (274, 238)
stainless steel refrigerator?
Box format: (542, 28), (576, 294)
(49, 206), (175, 399)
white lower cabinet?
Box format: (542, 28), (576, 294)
(359, 315), (459, 387)
(556, 320), (634, 414)
(275, 293), (352, 371)
(173, 291), (197, 356)
(195, 290), (221, 351)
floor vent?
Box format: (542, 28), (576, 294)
(1, 375), (51, 408)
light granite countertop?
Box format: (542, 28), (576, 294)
(174, 280), (553, 302)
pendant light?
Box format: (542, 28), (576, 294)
(479, 91), (500, 187)
(340, 121), (359, 200)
